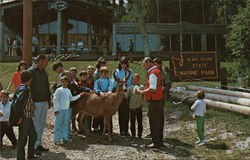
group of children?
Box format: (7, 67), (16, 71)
(0, 56), (208, 158)
(51, 59), (145, 143)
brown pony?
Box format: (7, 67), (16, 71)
(75, 83), (126, 141)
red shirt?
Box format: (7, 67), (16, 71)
(11, 71), (22, 91)
(77, 80), (92, 89)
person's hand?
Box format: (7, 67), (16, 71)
(80, 92), (85, 97)
(135, 89), (143, 94)
(0, 110), (3, 117)
(48, 100), (52, 109)
(16, 118), (23, 125)
(192, 114), (195, 119)
(54, 111), (59, 115)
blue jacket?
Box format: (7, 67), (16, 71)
(94, 77), (114, 94)
(114, 68), (133, 88)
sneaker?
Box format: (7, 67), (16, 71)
(145, 133), (151, 138)
(63, 139), (72, 143)
(34, 149), (42, 156)
(54, 141), (61, 145)
(195, 140), (201, 144)
(27, 155), (41, 160)
(120, 131), (126, 137)
(125, 133), (131, 137)
(198, 140), (206, 146)
(36, 145), (49, 152)
(146, 143), (163, 149)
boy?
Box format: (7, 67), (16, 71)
(0, 90), (17, 149)
(191, 90), (206, 145)
(53, 76), (84, 144)
(87, 65), (95, 90)
(9, 70), (40, 160)
(52, 62), (64, 92)
(70, 67), (79, 82)
(93, 66), (114, 133)
(78, 71), (92, 89)
(77, 71), (92, 132)
(127, 74), (144, 139)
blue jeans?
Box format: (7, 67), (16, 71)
(54, 110), (70, 142)
(33, 101), (48, 148)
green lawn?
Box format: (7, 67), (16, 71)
(0, 60), (236, 91)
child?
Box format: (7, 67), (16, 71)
(127, 74), (144, 139)
(93, 66), (114, 133)
(87, 65), (95, 90)
(191, 90), (206, 145)
(9, 70), (40, 160)
(0, 90), (17, 149)
(53, 76), (84, 144)
(70, 67), (79, 82)
(6, 60), (27, 91)
(77, 71), (92, 132)
(78, 71), (92, 89)
(52, 62), (64, 92)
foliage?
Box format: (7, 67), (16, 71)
(121, 0), (156, 23)
(226, 1), (250, 86)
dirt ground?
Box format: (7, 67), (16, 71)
(1, 102), (250, 160)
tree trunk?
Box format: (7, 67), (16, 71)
(186, 85), (250, 99)
(133, 1), (150, 57)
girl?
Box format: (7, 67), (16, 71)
(191, 90), (206, 145)
(7, 60), (27, 91)
(114, 56), (133, 137)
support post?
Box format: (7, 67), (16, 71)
(169, 34), (172, 52)
(57, 11), (62, 54)
(0, 8), (4, 62)
(179, 0), (183, 51)
(201, 33), (207, 51)
(191, 34), (194, 51)
(112, 23), (117, 56)
(23, 0), (33, 66)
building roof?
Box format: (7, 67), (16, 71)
(1, 0), (114, 34)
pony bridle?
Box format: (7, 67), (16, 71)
(113, 69), (131, 91)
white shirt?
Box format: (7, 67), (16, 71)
(0, 101), (12, 121)
(191, 99), (206, 116)
(148, 66), (157, 90)
(53, 87), (81, 111)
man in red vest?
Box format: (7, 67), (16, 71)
(136, 57), (164, 148)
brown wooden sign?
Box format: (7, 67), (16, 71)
(170, 52), (220, 82)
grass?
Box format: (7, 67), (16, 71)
(1, 60), (250, 159)
(0, 60), (236, 91)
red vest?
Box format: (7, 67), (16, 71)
(144, 67), (163, 100)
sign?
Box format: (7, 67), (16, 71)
(48, 0), (69, 11)
(170, 52), (220, 82)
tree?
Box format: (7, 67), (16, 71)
(226, 1), (250, 86)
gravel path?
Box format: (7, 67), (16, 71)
(1, 108), (182, 160)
